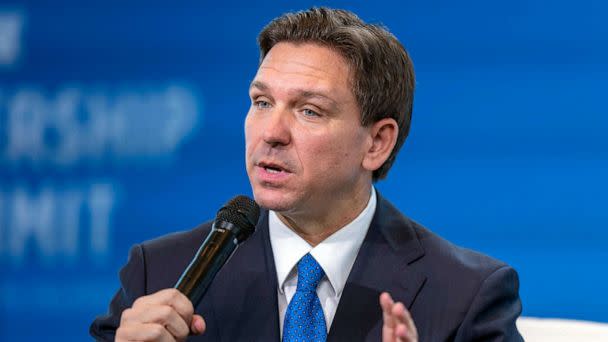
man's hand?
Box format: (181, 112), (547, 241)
(380, 292), (418, 342)
(116, 288), (206, 342)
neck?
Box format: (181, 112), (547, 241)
(276, 184), (372, 246)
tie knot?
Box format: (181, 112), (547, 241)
(296, 253), (325, 292)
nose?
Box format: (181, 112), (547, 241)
(262, 108), (291, 147)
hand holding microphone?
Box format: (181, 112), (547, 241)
(116, 288), (205, 342)
(116, 196), (260, 342)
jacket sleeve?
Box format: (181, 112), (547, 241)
(455, 265), (524, 341)
(89, 244), (147, 341)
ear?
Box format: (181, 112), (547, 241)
(362, 118), (399, 173)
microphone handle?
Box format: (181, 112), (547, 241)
(174, 221), (238, 306)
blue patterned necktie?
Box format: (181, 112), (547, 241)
(282, 253), (327, 342)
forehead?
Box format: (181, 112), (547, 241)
(252, 42), (353, 96)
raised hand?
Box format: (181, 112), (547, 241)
(380, 292), (418, 342)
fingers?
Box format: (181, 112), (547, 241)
(392, 301), (417, 340)
(117, 323), (176, 342)
(121, 304), (189, 338)
(191, 314), (206, 335)
(132, 289), (195, 324)
(380, 292), (418, 342)
(116, 288), (205, 341)
(380, 292), (396, 328)
(391, 301), (416, 341)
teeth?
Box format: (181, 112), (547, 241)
(265, 167), (280, 174)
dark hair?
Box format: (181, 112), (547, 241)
(258, 7), (415, 180)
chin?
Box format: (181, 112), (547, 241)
(251, 187), (296, 212)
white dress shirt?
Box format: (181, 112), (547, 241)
(269, 189), (377, 336)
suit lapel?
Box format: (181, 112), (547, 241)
(328, 194), (427, 341)
(210, 210), (281, 341)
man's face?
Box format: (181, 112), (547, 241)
(245, 42), (373, 219)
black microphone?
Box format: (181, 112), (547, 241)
(175, 195), (260, 307)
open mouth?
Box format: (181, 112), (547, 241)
(258, 161), (289, 175)
(264, 166), (283, 174)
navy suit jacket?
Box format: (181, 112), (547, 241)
(91, 194), (523, 341)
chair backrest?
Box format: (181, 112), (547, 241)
(517, 317), (608, 341)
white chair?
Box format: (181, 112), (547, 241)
(517, 317), (608, 341)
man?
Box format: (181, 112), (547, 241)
(91, 7), (523, 342)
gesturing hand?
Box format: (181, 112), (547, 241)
(116, 288), (206, 342)
(380, 292), (418, 342)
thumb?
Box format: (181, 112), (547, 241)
(191, 314), (206, 335)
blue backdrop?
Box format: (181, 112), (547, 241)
(1, 1), (606, 340)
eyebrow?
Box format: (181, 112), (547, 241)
(249, 81), (339, 110)
(250, 81), (268, 91)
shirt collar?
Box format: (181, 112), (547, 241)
(269, 188), (377, 297)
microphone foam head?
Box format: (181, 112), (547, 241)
(216, 195), (260, 243)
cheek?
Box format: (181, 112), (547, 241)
(303, 135), (353, 170)
(244, 112), (253, 139)
(244, 115), (257, 153)
(319, 129), (368, 168)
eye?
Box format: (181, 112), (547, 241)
(254, 100), (271, 109)
(302, 108), (320, 117)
